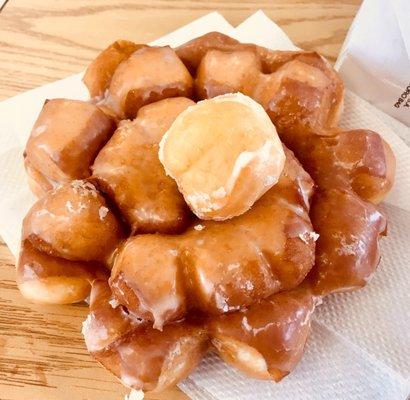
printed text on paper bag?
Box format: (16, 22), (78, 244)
(394, 84), (410, 109)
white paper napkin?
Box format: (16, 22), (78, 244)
(0, 10), (409, 400)
(335, 0), (410, 127)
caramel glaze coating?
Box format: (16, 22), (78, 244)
(176, 32), (343, 130)
(84, 279), (317, 391)
(24, 99), (116, 196)
(176, 32), (303, 75)
(24, 158), (54, 198)
(180, 35), (343, 130)
(176, 33), (284, 79)
(209, 285), (317, 381)
(282, 128), (396, 205)
(16, 241), (107, 304)
(254, 55), (343, 131)
(195, 50), (262, 99)
(92, 97), (194, 234)
(83, 279), (209, 393)
(83, 40), (144, 98)
(22, 180), (124, 264)
(279, 127), (394, 295)
(109, 148), (316, 329)
(175, 32), (240, 73)
(310, 189), (386, 294)
(179, 32), (395, 295)
(18, 32), (397, 390)
(103, 46), (194, 119)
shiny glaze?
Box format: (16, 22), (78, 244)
(195, 50), (261, 98)
(110, 149), (316, 329)
(209, 286), (317, 381)
(179, 34), (343, 131)
(254, 57), (342, 131)
(159, 93), (286, 221)
(176, 32), (343, 129)
(282, 127), (396, 204)
(83, 279), (317, 392)
(83, 40), (144, 98)
(104, 46), (194, 119)
(310, 189), (386, 294)
(82, 279), (138, 352)
(24, 99), (116, 196)
(177, 32), (395, 295)
(24, 158), (54, 198)
(22, 180), (124, 263)
(83, 280), (208, 393)
(176, 32), (303, 75)
(16, 241), (106, 304)
(92, 97), (193, 234)
(17, 32), (397, 391)
(109, 235), (186, 330)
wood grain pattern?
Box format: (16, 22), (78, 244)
(0, 1), (361, 399)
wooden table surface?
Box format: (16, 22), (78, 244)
(0, 1), (362, 399)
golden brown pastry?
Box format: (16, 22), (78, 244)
(175, 32), (302, 75)
(278, 127), (394, 295)
(102, 46), (194, 118)
(92, 97), (193, 234)
(195, 49), (262, 99)
(17, 32), (396, 393)
(16, 241), (106, 304)
(159, 93), (286, 220)
(24, 99), (116, 196)
(180, 35), (343, 131)
(209, 285), (317, 381)
(109, 148), (316, 329)
(309, 189), (387, 294)
(83, 279), (318, 391)
(282, 128), (396, 205)
(22, 180), (124, 263)
(83, 278), (318, 392)
(24, 158), (54, 198)
(176, 32), (394, 295)
(83, 279), (209, 393)
(177, 32), (343, 130)
(83, 40), (144, 98)
(175, 32), (241, 73)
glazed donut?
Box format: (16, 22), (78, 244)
(280, 128), (396, 205)
(16, 241), (106, 304)
(109, 148), (316, 329)
(17, 32), (396, 392)
(101, 46), (194, 119)
(83, 40), (144, 99)
(18, 179), (123, 304)
(83, 279), (209, 393)
(91, 97), (194, 234)
(276, 127), (394, 294)
(24, 99), (116, 196)
(191, 44), (343, 129)
(209, 285), (317, 381)
(22, 179), (124, 263)
(83, 279), (317, 392)
(177, 32), (394, 294)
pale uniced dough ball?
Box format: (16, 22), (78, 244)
(159, 93), (286, 220)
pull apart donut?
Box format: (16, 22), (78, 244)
(24, 99), (116, 197)
(180, 32), (394, 294)
(109, 148), (316, 329)
(17, 180), (124, 303)
(83, 279), (318, 392)
(92, 97), (194, 234)
(16, 33), (396, 393)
